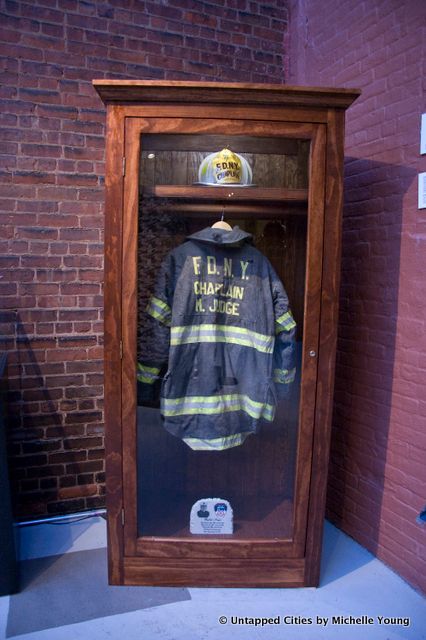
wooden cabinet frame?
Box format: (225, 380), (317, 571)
(94, 81), (360, 587)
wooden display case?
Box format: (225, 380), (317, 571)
(94, 80), (360, 587)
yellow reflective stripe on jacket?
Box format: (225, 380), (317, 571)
(171, 324), (274, 354)
(146, 296), (171, 326)
(162, 393), (275, 422)
(183, 432), (250, 451)
(275, 310), (296, 334)
(137, 363), (161, 384)
(273, 367), (296, 384)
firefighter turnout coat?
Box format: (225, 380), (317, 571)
(138, 225), (297, 451)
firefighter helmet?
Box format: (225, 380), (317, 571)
(198, 148), (253, 186)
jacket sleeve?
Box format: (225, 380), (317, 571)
(137, 252), (174, 398)
(269, 264), (297, 392)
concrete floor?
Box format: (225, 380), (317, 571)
(0, 514), (424, 639)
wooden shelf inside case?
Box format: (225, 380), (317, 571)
(144, 185), (308, 202)
(142, 185), (308, 217)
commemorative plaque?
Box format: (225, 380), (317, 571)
(190, 498), (233, 534)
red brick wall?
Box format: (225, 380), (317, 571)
(0, 0), (288, 518)
(287, 0), (426, 593)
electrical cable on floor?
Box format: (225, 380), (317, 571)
(15, 509), (107, 527)
(42, 513), (107, 526)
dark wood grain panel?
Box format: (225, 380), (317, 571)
(136, 117), (315, 140)
(289, 124), (327, 557)
(121, 104), (331, 124)
(139, 134), (300, 154)
(103, 105), (125, 585)
(93, 79), (360, 109)
(123, 556), (305, 587)
(304, 110), (346, 587)
(136, 536), (294, 559)
(144, 186), (308, 201)
(121, 117), (143, 556)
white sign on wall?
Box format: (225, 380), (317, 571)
(421, 114), (426, 155)
(418, 173), (426, 209)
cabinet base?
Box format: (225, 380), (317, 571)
(116, 557), (313, 588)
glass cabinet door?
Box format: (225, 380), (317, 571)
(122, 120), (325, 555)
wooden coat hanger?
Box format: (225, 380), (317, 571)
(212, 206), (232, 231)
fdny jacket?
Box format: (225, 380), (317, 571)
(138, 225), (297, 451)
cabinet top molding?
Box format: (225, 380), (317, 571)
(92, 79), (360, 109)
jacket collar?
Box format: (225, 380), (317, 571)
(187, 225), (252, 247)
